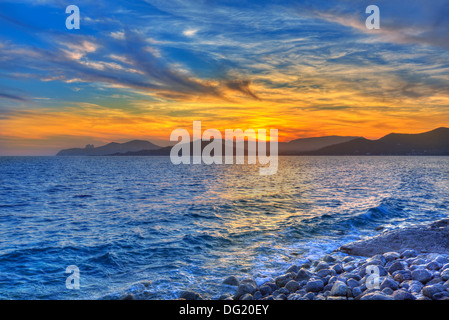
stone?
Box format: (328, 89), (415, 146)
(331, 263), (344, 274)
(305, 279), (324, 293)
(323, 255), (337, 263)
(351, 286), (362, 298)
(303, 292), (315, 300)
(222, 276), (239, 287)
(411, 268), (433, 284)
(408, 281), (424, 293)
(441, 269), (449, 281)
(240, 293), (254, 300)
(286, 265), (300, 274)
(426, 261), (442, 271)
(259, 285), (272, 296)
(401, 249), (419, 259)
(180, 291), (203, 300)
(382, 287), (394, 295)
(315, 262), (330, 272)
(360, 292), (394, 300)
(392, 289), (416, 300)
(383, 252), (400, 263)
(316, 269), (335, 278)
(218, 293), (233, 300)
(380, 277), (399, 291)
(253, 291), (262, 300)
(422, 284), (445, 299)
(388, 261), (406, 274)
(330, 281), (348, 297)
(234, 282), (257, 299)
(339, 220), (449, 256)
(346, 278), (359, 289)
(285, 280), (300, 293)
(275, 273), (293, 288)
(295, 268), (312, 282)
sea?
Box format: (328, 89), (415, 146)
(0, 156), (448, 299)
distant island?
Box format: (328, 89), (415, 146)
(56, 127), (449, 156)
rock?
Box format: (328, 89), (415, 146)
(323, 255), (337, 263)
(388, 261), (406, 274)
(426, 261), (442, 271)
(411, 268), (433, 284)
(408, 280), (424, 293)
(286, 265), (300, 274)
(234, 282), (257, 299)
(219, 293), (234, 300)
(223, 276), (239, 287)
(331, 263), (344, 274)
(295, 268), (312, 282)
(301, 292), (314, 300)
(383, 252), (400, 263)
(180, 291), (203, 300)
(422, 284), (445, 299)
(316, 269), (335, 278)
(339, 219), (449, 256)
(441, 269), (449, 281)
(351, 286), (362, 298)
(240, 293), (254, 300)
(253, 291), (262, 300)
(275, 274), (293, 288)
(392, 289), (416, 300)
(401, 249), (419, 259)
(382, 287), (394, 295)
(327, 296), (347, 300)
(366, 254), (386, 266)
(380, 277), (399, 291)
(315, 262), (330, 272)
(393, 270), (411, 282)
(433, 292), (449, 300)
(330, 281), (348, 297)
(285, 280), (300, 293)
(360, 292), (394, 300)
(346, 278), (359, 289)
(259, 285), (272, 296)
(305, 279), (324, 293)
(121, 294), (135, 300)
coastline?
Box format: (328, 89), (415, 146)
(176, 219), (449, 301)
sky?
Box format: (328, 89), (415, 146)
(0, 0), (448, 155)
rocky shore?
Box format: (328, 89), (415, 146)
(180, 219), (449, 301)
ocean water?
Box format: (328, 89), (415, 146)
(0, 156), (449, 300)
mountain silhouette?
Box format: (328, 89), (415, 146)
(305, 127), (449, 155)
(56, 140), (162, 156)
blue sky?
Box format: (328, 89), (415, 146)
(0, 0), (448, 154)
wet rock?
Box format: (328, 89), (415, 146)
(392, 289), (416, 300)
(305, 279), (324, 293)
(259, 285), (272, 297)
(234, 282), (257, 299)
(253, 291), (262, 300)
(426, 261), (442, 271)
(286, 265), (300, 274)
(240, 293), (254, 300)
(180, 291), (203, 300)
(388, 261), (406, 274)
(381, 287), (394, 295)
(422, 284), (445, 299)
(223, 276), (239, 287)
(295, 268), (312, 282)
(285, 280), (300, 293)
(380, 277), (399, 291)
(441, 269), (449, 281)
(339, 220), (449, 256)
(411, 268), (433, 284)
(331, 263), (344, 274)
(275, 273), (293, 288)
(330, 281), (348, 297)
(360, 292), (394, 300)
(383, 251), (400, 263)
(315, 262), (330, 272)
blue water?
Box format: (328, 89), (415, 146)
(1, 156), (449, 299)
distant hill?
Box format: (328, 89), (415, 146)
(278, 136), (360, 154)
(56, 140), (162, 156)
(55, 127), (449, 156)
(306, 127), (449, 155)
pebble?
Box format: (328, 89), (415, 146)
(183, 249), (449, 300)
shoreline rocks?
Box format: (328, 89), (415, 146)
(180, 219), (449, 301)
(339, 219), (449, 257)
